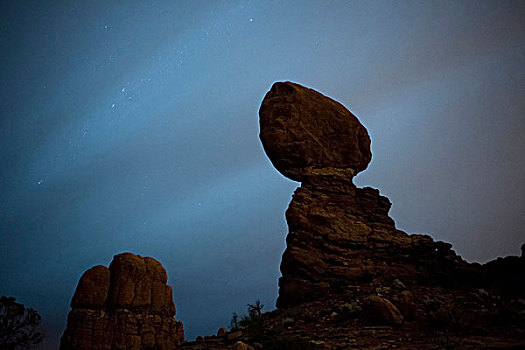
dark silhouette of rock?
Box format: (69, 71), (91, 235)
(60, 252), (184, 350)
(482, 251), (525, 297)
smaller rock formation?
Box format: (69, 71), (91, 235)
(60, 253), (184, 350)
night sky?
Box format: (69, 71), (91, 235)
(1, 1), (524, 348)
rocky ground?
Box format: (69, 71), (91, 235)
(179, 279), (525, 350)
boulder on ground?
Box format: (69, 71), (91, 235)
(363, 295), (404, 325)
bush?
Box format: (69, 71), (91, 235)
(230, 312), (240, 331)
(0, 296), (44, 349)
(234, 299), (265, 338)
(247, 299), (264, 319)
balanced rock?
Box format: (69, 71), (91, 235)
(259, 81), (371, 182)
(259, 82), (477, 308)
(60, 253), (184, 350)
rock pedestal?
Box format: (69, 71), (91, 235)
(60, 253), (184, 350)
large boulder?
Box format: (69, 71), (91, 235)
(259, 81), (371, 182)
(363, 295), (404, 325)
(60, 253), (184, 350)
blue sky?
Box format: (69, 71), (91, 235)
(1, 1), (524, 347)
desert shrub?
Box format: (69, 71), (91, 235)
(238, 299), (265, 338)
(230, 312), (240, 331)
(247, 299), (264, 319)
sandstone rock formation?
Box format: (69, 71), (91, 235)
(260, 82), (468, 308)
(60, 253), (184, 350)
(259, 82), (371, 182)
(259, 82), (524, 311)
